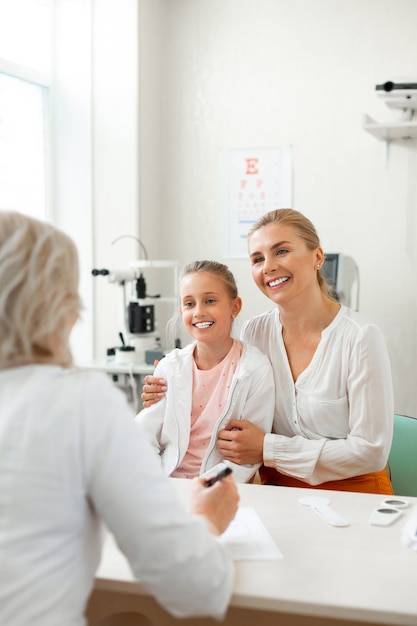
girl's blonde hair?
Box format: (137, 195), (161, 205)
(180, 260), (238, 298)
(248, 208), (333, 298)
(0, 211), (82, 369)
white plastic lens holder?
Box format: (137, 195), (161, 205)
(380, 498), (409, 509)
(369, 507), (403, 527)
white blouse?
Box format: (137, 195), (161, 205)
(241, 305), (394, 485)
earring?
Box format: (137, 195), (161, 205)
(316, 264), (321, 269)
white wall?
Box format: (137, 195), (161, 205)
(52, 0), (140, 363)
(74, 0), (416, 416)
(91, 0), (140, 355)
(136, 0), (417, 416)
(52, 0), (93, 363)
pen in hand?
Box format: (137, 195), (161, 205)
(204, 466), (233, 488)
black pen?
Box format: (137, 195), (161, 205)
(204, 466), (232, 488)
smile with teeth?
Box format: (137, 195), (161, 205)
(194, 321), (214, 329)
(268, 277), (289, 288)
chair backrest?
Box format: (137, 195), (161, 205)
(388, 414), (417, 497)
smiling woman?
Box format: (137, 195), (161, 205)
(248, 209), (331, 304)
(216, 209), (395, 494)
(141, 209), (395, 495)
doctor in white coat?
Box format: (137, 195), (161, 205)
(0, 212), (239, 626)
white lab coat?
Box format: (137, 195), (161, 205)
(136, 341), (275, 482)
(0, 365), (234, 625)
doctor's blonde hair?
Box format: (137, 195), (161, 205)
(0, 211), (82, 369)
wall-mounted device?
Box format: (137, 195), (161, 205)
(322, 253), (359, 310)
(363, 80), (417, 164)
(375, 81), (417, 115)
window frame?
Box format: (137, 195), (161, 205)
(0, 58), (52, 222)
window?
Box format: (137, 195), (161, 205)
(0, 72), (49, 220)
(0, 0), (51, 220)
(0, 0), (51, 74)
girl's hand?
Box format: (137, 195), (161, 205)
(217, 420), (265, 465)
(189, 475), (239, 536)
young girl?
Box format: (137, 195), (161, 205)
(136, 260), (275, 482)
(143, 211), (394, 495)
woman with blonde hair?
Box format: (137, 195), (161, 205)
(144, 209), (394, 494)
(0, 211), (238, 625)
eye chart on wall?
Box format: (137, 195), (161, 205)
(225, 147), (292, 258)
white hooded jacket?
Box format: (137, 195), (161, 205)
(136, 341), (275, 482)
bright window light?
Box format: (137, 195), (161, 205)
(0, 0), (51, 74)
(0, 72), (48, 220)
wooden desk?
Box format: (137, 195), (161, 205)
(86, 481), (417, 626)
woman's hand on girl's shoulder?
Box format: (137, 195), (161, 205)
(141, 374), (167, 408)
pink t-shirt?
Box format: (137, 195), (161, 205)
(171, 340), (242, 478)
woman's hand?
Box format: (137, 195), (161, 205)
(141, 363), (167, 407)
(217, 420), (265, 465)
(189, 475), (239, 536)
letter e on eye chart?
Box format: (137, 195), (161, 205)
(224, 147), (292, 259)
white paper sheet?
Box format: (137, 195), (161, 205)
(219, 506), (284, 561)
